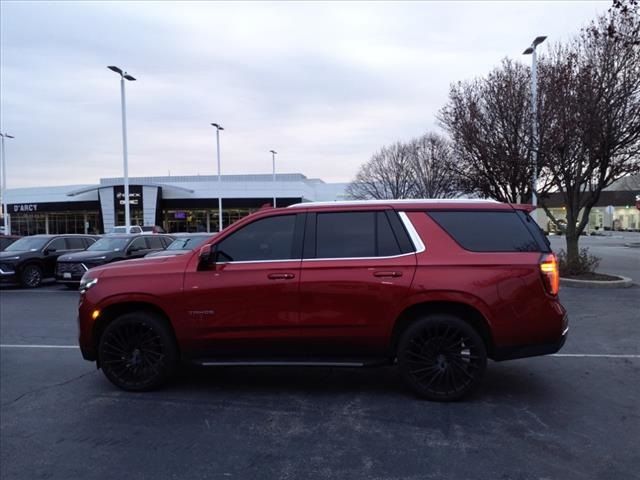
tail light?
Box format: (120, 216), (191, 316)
(540, 253), (559, 296)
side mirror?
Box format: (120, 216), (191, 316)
(44, 247), (55, 255)
(199, 244), (213, 262)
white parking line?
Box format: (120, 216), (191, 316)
(552, 353), (640, 358)
(1, 344), (79, 349)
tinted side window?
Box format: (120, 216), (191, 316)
(146, 236), (165, 250)
(47, 238), (67, 251)
(428, 211), (540, 252)
(377, 212), (402, 256)
(216, 215), (297, 262)
(128, 237), (148, 251)
(316, 212), (376, 258)
(66, 237), (86, 250)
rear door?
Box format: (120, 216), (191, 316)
(41, 237), (69, 277)
(298, 209), (417, 356)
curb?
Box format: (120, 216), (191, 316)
(560, 275), (633, 289)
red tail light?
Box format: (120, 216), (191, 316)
(540, 253), (559, 296)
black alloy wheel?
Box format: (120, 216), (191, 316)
(397, 314), (487, 401)
(98, 312), (177, 391)
(20, 264), (43, 288)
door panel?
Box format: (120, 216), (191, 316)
(181, 213), (305, 357)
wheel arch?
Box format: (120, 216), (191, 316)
(391, 300), (495, 357)
(93, 301), (180, 366)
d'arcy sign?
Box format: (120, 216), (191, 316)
(13, 204), (38, 212)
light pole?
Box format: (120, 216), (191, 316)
(0, 133), (14, 234)
(108, 66), (136, 230)
(211, 123), (224, 232)
(270, 150), (277, 207)
(523, 35), (546, 222)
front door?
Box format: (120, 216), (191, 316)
(298, 210), (417, 356)
(182, 213), (305, 357)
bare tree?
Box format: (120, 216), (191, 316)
(439, 59), (534, 203)
(410, 133), (460, 198)
(538, 7), (640, 267)
(346, 142), (415, 199)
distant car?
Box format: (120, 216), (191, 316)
(0, 235), (21, 251)
(145, 233), (214, 258)
(141, 226), (166, 234)
(0, 235), (98, 288)
(109, 226), (143, 234)
(56, 234), (174, 287)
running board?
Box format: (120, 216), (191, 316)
(193, 358), (389, 368)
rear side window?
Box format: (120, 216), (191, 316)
(66, 237), (86, 250)
(146, 236), (165, 250)
(314, 211), (404, 258)
(427, 211), (541, 252)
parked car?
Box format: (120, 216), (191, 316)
(0, 235), (21, 251)
(0, 234), (98, 288)
(141, 225), (166, 234)
(108, 226), (143, 234)
(77, 200), (567, 401)
(56, 234), (174, 287)
(145, 233), (214, 258)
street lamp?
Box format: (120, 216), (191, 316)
(0, 133), (15, 234)
(108, 65), (136, 230)
(211, 123), (224, 231)
(523, 35), (546, 222)
(270, 150), (277, 207)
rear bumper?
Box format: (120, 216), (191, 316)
(492, 315), (569, 361)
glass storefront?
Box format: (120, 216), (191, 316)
(162, 208), (259, 233)
(10, 211), (101, 236)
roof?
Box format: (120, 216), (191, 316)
(287, 199), (501, 208)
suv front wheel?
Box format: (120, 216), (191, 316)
(397, 314), (487, 401)
(98, 312), (177, 391)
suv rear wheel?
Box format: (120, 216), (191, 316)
(98, 312), (177, 391)
(397, 314), (487, 401)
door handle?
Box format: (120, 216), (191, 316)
(267, 273), (296, 280)
(373, 271), (403, 278)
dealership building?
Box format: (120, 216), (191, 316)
(2, 172), (638, 236)
(2, 173), (349, 236)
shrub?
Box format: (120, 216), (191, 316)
(557, 248), (601, 276)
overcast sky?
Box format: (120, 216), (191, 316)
(1, 0), (608, 188)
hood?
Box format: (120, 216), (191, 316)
(145, 250), (190, 258)
(57, 250), (117, 262)
(89, 252), (189, 275)
(0, 249), (32, 259)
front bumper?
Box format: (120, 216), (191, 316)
(492, 314), (569, 361)
(0, 266), (18, 284)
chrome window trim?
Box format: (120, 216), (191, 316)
(215, 211), (424, 264)
(398, 211), (425, 253)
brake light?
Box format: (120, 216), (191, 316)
(540, 253), (559, 295)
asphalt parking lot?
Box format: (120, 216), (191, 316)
(1, 284), (639, 480)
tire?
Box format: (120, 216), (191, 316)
(397, 314), (487, 401)
(98, 311), (178, 392)
(20, 264), (43, 288)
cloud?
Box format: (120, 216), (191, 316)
(1, 0), (608, 187)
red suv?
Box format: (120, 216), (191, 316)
(77, 200), (567, 401)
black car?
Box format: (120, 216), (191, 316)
(145, 233), (214, 258)
(0, 234), (98, 288)
(55, 234), (173, 286)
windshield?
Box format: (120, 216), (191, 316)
(4, 237), (49, 252)
(166, 236), (210, 250)
(87, 237), (130, 251)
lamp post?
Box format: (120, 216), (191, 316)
(270, 150), (277, 207)
(0, 133), (15, 234)
(523, 36), (546, 222)
(211, 123), (224, 231)
(108, 66), (136, 230)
